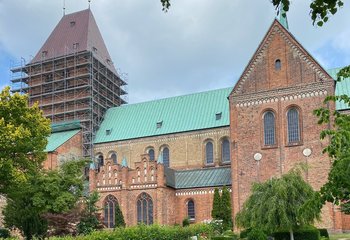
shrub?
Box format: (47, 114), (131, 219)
(318, 228), (329, 239)
(240, 228), (252, 239)
(0, 228), (10, 238)
(273, 226), (321, 240)
(182, 217), (190, 227)
(247, 228), (267, 240)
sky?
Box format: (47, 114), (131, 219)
(0, 0), (350, 104)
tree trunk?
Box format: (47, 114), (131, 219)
(290, 229), (294, 240)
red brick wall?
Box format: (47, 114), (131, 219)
(230, 20), (340, 230)
(43, 131), (82, 170)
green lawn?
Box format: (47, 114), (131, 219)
(330, 233), (350, 240)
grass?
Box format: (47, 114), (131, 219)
(330, 233), (350, 240)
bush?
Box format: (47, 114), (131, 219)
(182, 217), (190, 227)
(273, 226), (320, 240)
(247, 228), (267, 240)
(0, 228), (10, 238)
(318, 228), (329, 239)
(240, 228), (252, 239)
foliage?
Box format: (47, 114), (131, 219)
(0, 228), (11, 238)
(212, 188), (221, 219)
(319, 228), (329, 239)
(209, 219), (224, 235)
(115, 200), (125, 228)
(247, 228), (267, 240)
(3, 160), (87, 239)
(182, 217), (190, 227)
(273, 225), (321, 240)
(220, 186), (233, 231)
(77, 191), (103, 235)
(46, 223), (214, 240)
(44, 208), (81, 237)
(240, 228), (252, 239)
(159, 0), (346, 28)
(0, 87), (51, 194)
(314, 66), (350, 213)
(236, 169), (321, 239)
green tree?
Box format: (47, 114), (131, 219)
(160, 0), (345, 27)
(3, 160), (87, 239)
(220, 186), (233, 230)
(115, 201), (126, 228)
(211, 188), (221, 219)
(314, 67), (350, 213)
(77, 191), (103, 235)
(0, 87), (50, 194)
(235, 169), (321, 240)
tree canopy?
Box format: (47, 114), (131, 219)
(0, 87), (50, 194)
(235, 169), (321, 240)
(160, 0), (345, 27)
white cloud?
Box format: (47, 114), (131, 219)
(0, 0), (349, 103)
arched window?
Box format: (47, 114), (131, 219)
(148, 149), (155, 161)
(103, 195), (119, 228)
(137, 193), (153, 225)
(287, 108), (300, 143)
(205, 142), (214, 165)
(163, 147), (170, 167)
(97, 154), (104, 167)
(111, 153), (117, 165)
(263, 111), (276, 145)
(221, 138), (230, 163)
(275, 59), (281, 70)
(187, 200), (195, 220)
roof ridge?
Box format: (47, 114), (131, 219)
(107, 87), (233, 110)
(176, 166), (231, 173)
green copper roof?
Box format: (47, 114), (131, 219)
(327, 67), (350, 111)
(94, 87), (232, 144)
(165, 167), (231, 189)
(278, 3), (289, 30)
(45, 129), (80, 152)
(51, 120), (81, 133)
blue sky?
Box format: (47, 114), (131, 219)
(0, 0), (350, 103)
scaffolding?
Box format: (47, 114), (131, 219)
(11, 49), (128, 159)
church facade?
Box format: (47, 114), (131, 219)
(3, 8), (350, 231)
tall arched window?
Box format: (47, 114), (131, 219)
(287, 108), (300, 143)
(103, 195), (119, 228)
(97, 154), (104, 167)
(187, 200), (195, 220)
(163, 147), (170, 167)
(148, 148), (155, 161)
(263, 111), (276, 145)
(205, 142), (214, 165)
(111, 153), (117, 165)
(137, 193), (153, 225)
(221, 138), (230, 163)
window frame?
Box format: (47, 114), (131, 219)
(161, 146), (170, 167)
(187, 199), (196, 221)
(136, 192), (153, 225)
(286, 106), (303, 146)
(221, 137), (231, 164)
(103, 195), (119, 228)
(261, 110), (278, 148)
(204, 140), (214, 166)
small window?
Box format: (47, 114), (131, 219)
(42, 51), (48, 58)
(187, 200), (195, 220)
(222, 139), (230, 163)
(93, 47), (98, 53)
(205, 142), (214, 165)
(163, 147), (170, 167)
(287, 108), (300, 143)
(70, 21), (76, 27)
(275, 59), (281, 71)
(73, 43), (79, 50)
(263, 111), (276, 146)
(216, 112), (222, 120)
(157, 121), (163, 129)
(97, 154), (104, 167)
(106, 129), (112, 135)
(148, 149), (155, 161)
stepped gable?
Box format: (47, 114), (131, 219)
(231, 19), (333, 97)
(31, 9), (117, 74)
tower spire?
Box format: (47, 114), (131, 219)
(278, 2), (289, 30)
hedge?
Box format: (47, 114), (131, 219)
(273, 226), (320, 240)
(318, 228), (329, 239)
(48, 223), (213, 240)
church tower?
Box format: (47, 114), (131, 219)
(10, 9), (127, 158)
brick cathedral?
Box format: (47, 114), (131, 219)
(2, 8), (350, 231)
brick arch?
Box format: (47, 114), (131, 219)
(284, 104), (303, 145)
(260, 108), (278, 148)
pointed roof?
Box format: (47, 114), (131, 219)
(157, 152), (163, 164)
(121, 157), (128, 168)
(278, 3), (289, 29)
(31, 9), (117, 74)
(231, 19), (333, 96)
